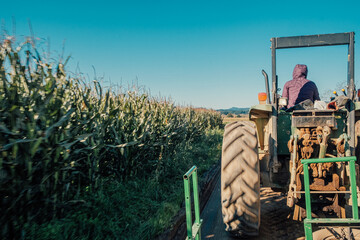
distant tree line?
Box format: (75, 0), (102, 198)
(217, 107), (249, 116)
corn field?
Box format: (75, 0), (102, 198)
(0, 39), (223, 238)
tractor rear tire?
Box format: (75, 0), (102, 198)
(221, 121), (260, 236)
(313, 228), (360, 240)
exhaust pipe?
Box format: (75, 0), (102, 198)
(262, 70), (271, 104)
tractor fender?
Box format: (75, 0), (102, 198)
(249, 104), (272, 150)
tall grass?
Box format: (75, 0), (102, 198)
(0, 38), (223, 238)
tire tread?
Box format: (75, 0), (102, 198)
(221, 120), (260, 236)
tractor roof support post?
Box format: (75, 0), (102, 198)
(271, 38), (277, 107)
(270, 38), (280, 173)
(348, 32), (355, 100)
(348, 32), (355, 155)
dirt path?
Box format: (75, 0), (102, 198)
(201, 176), (305, 240)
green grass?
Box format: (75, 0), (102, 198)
(23, 128), (223, 240)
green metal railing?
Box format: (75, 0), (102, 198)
(301, 156), (360, 240)
(183, 166), (202, 240)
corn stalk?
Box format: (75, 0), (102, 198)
(0, 38), (223, 238)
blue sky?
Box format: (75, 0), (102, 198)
(2, 1), (360, 109)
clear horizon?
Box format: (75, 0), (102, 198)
(2, 0), (360, 109)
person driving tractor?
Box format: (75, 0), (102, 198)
(282, 64), (320, 108)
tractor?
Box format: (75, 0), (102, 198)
(221, 32), (360, 239)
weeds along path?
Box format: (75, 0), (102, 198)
(201, 177), (305, 240)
